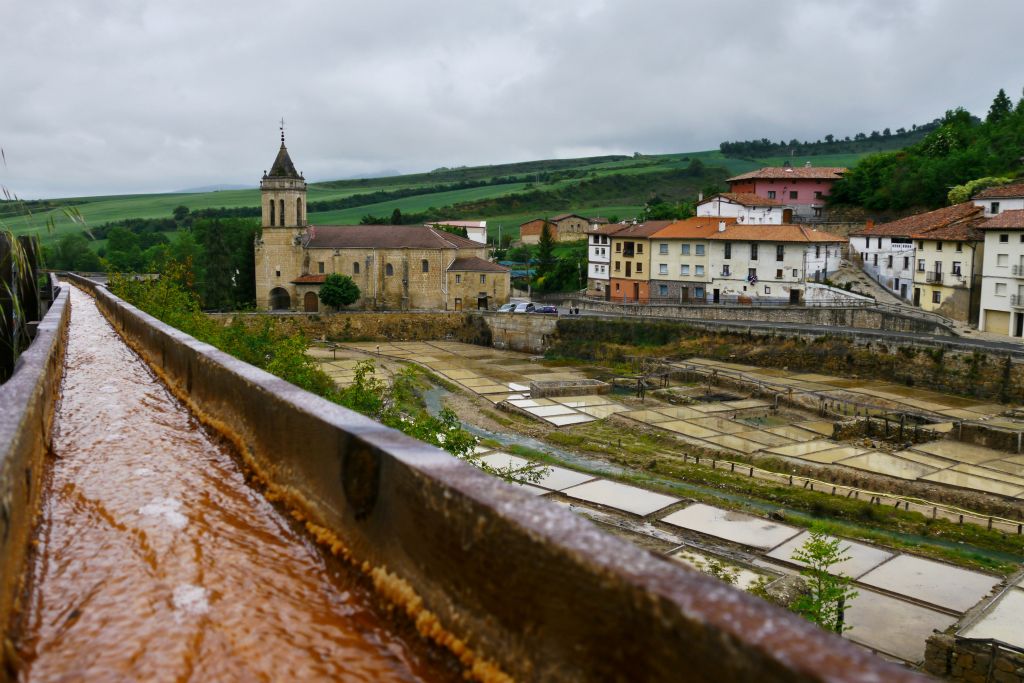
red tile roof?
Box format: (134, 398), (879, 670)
(727, 166), (846, 182)
(611, 220), (675, 238)
(651, 217), (738, 239)
(706, 224), (846, 243)
(979, 209), (1024, 229)
(972, 181), (1024, 200)
(304, 225), (482, 250)
(699, 192), (784, 207)
(850, 202), (983, 241)
(447, 257), (509, 272)
(292, 274), (327, 284)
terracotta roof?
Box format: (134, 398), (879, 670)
(727, 166), (846, 182)
(973, 181), (1024, 200)
(447, 256), (509, 273)
(706, 224), (846, 243)
(651, 217), (738, 239)
(591, 217), (609, 224)
(587, 222), (631, 236)
(611, 220), (674, 238)
(267, 144), (301, 179)
(292, 274), (326, 284)
(979, 209), (1024, 230)
(699, 192), (784, 207)
(851, 202), (983, 240)
(304, 225), (483, 250)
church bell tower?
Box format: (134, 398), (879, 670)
(255, 122), (308, 310)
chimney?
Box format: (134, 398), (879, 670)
(718, 221), (727, 232)
(698, 191), (704, 202)
(865, 219), (875, 229)
(805, 161), (812, 168)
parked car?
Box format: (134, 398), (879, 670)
(512, 302), (536, 313)
(533, 305), (558, 315)
(497, 303), (516, 313)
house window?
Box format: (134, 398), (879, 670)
(750, 243), (758, 260)
(886, 255), (893, 268)
(681, 244), (690, 255)
(991, 202), (1000, 214)
(792, 269), (799, 277)
(903, 257), (910, 270)
(659, 284), (668, 296)
(659, 243), (668, 255)
(815, 246), (821, 258)
(747, 268), (757, 279)
(918, 240), (924, 249)
(386, 264), (394, 276)
(616, 242), (622, 252)
(680, 265), (690, 276)
(1000, 234), (1009, 243)
(767, 191), (776, 199)
(636, 262), (643, 273)
(659, 264), (668, 275)
(695, 287), (705, 298)
(877, 238), (883, 248)
(695, 265), (705, 276)
(275, 269), (281, 277)
(789, 191), (798, 200)
(917, 259), (926, 272)
(995, 282), (1007, 296)
(480, 274), (486, 284)
(764, 286), (771, 294)
(695, 244), (705, 256)
(952, 261), (962, 275)
(873, 254), (878, 266)
(776, 244), (784, 261)
(318, 261), (325, 274)
(955, 242), (962, 252)
(455, 274), (461, 284)
(615, 282), (620, 291)
(997, 254), (1009, 267)
(353, 262), (360, 274)
(614, 261), (621, 272)
(636, 243), (644, 254)
(422, 259), (429, 272)
(722, 264), (731, 276)
(932, 291), (941, 304)
(814, 191), (823, 199)
(724, 242), (732, 259)
(813, 207), (823, 218)
(776, 269), (783, 279)
(936, 241), (942, 252)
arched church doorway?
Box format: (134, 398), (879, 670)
(269, 287), (291, 310)
(303, 291), (319, 312)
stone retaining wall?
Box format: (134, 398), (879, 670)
(924, 634), (1024, 682)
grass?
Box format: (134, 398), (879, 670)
(6, 147), (880, 245)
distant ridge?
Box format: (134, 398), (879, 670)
(175, 184), (250, 193)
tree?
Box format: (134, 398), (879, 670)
(789, 529), (858, 633)
(987, 88), (1013, 123)
(319, 273), (360, 309)
(537, 220), (555, 276)
(173, 205), (190, 222)
(390, 208), (403, 224)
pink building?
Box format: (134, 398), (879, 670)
(726, 162), (845, 219)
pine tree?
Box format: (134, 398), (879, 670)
(537, 220), (555, 276)
(987, 88), (1012, 123)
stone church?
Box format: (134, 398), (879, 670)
(254, 135), (510, 312)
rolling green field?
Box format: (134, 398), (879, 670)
(3, 148), (876, 246)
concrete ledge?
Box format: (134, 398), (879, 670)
(65, 274), (920, 682)
(0, 284), (69, 638)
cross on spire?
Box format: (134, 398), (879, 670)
(279, 117), (285, 144)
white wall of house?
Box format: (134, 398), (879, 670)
(850, 234), (916, 300)
(978, 228), (1024, 337)
(588, 232), (614, 280)
(973, 197), (1024, 217)
(696, 198), (783, 224)
(706, 240), (842, 301)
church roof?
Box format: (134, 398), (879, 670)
(447, 256), (509, 272)
(268, 144), (301, 179)
(304, 225), (484, 250)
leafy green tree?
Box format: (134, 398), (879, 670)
(987, 88), (1013, 123)
(173, 205), (190, 222)
(790, 529), (858, 633)
(318, 273), (360, 309)
(390, 208), (403, 224)
(947, 176), (1014, 204)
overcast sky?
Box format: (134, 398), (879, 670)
(2, 0), (1023, 198)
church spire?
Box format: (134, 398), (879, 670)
(267, 118), (301, 179)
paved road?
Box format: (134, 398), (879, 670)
(555, 307), (1024, 358)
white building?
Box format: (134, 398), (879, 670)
(426, 220), (487, 244)
(848, 233), (917, 300)
(704, 224), (845, 304)
(978, 209), (1024, 338)
(972, 181), (1024, 218)
(586, 222), (627, 297)
(696, 192), (787, 225)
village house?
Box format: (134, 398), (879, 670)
(977, 209), (1024, 338)
(850, 203), (984, 321)
(726, 162), (846, 220)
(519, 213), (607, 244)
(255, 137), (509, 312)
(972, 180), (1024, 217)
(607, 221), (672, 303)
(704, 224), (845, 304)
(586, 222), (628, 297)
(647, 217), (736, 302)
(424, 220), (488, 244)
(696, 192), (786, 224)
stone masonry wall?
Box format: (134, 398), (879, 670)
(924, 634), (1024, 682)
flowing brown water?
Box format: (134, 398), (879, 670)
(19, 287), (453, 681)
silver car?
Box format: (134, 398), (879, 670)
(512, 302), (536, 313)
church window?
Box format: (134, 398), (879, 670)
(455, 274), (462, 284)
(279, 199), (285, 226)
(317, 261), (324, 274)
(353, 262), (360, 274)
(269, 200), (275, 226)
(297, 198), (303, 225)
(386, 264), (394, 276)
(480, 274), (486, 284)
(421, 259), (429, 273)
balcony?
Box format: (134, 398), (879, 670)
(1012, 264), (1024, 278)
(925, 271), (943, 284)
(1012, 294), (1024, 309)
